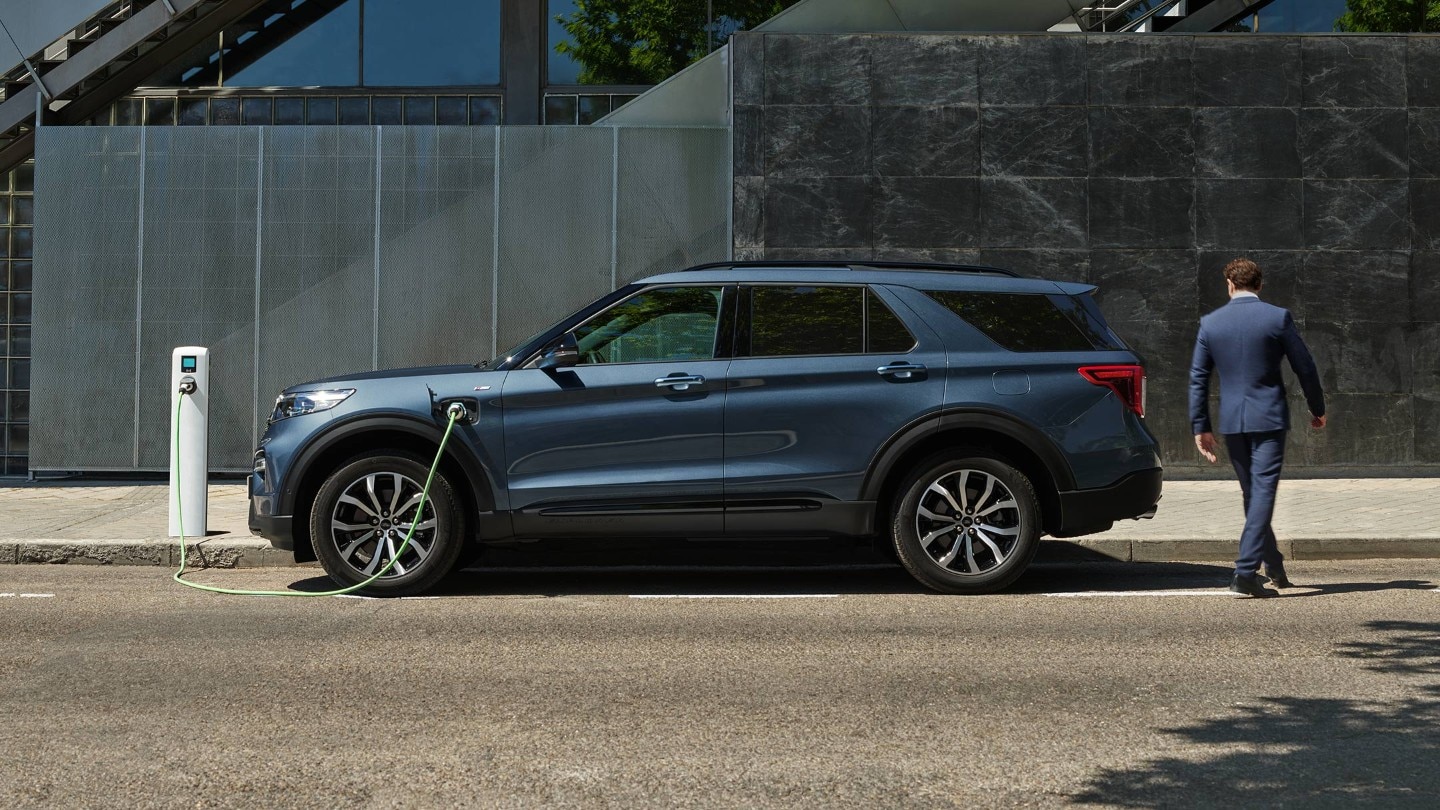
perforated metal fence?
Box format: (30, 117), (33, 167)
(32, 125), (730, 471)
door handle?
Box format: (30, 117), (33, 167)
(656, 374), (705, 391)
(877, 362), (926, 380)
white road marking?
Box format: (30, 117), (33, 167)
(1044, 590), (1242, 598)
(630, 594), (839, 600)
(0, 593), (56, 598)
(335, 594), (442, 600)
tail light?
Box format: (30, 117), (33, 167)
(1078, 364), (1146, 417)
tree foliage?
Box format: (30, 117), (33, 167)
(554, 0), (799, 85)
(1335, 0), (1440, 31)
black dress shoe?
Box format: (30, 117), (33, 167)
(1262, 566), (1294, 589)
(1230, 573), (1279, 598)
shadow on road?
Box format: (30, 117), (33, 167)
(1069, 621), (1440, 807)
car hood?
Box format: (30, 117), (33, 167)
(285, 364), (495, 392)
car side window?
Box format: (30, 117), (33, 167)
(744, 285), (915, 357)
(573, 286), (724, 364)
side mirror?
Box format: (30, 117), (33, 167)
(536, 332), (580, 369)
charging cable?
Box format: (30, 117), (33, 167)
(171, 390), (463, 597)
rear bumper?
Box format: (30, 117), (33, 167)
(1051, 467), (1162, 538)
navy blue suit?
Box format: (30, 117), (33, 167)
(1189, 295), (1325, 577)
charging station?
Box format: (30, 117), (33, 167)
(169, 346), (209, 538)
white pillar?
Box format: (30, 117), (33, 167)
(168, 346), (209, 537)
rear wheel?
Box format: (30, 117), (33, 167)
(891, 453), (1041, 594)
(310, 451), (464, 596)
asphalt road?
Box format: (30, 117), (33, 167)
(2, 561), (1438, 808)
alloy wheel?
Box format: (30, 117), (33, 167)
(327, 471), (438, 579)
(913, 469), (1023, 576)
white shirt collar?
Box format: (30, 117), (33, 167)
(1231, 291), (1259, 300)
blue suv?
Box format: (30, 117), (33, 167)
(250, 262), (1161, 595)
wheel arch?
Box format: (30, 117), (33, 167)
(282, 416), (495, 563)
(863, 410), (1074, 537)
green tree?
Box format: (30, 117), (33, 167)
(554, 0), (799, 85)
(1335, 0), (1440, 31)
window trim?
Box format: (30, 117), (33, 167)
(733, 282), (918, 360)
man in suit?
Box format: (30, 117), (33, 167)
(1190, 258), (1327, 598)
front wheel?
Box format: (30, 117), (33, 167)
(310, 451), (464, 596)
(891, 453), (1041, 594)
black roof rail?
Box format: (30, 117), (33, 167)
(679, 260), (1021, 278)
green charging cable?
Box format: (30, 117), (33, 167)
(171, 393), (461, 597)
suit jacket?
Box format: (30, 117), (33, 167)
(1189, 296), (1325, 435)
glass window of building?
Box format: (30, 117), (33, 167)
(1241, 0), (1350, 31)
(226, 0), (361, 87)
(363, 0), (501, 86)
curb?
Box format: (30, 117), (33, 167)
(4, 538), (304, 568)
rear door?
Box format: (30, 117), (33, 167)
(722, 283), (947, 534)
(501, 284), (733, 537)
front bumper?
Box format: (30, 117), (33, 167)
(1051, 467), (1163, 538)
(248, 475), (295, 550)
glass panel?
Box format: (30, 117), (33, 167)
(363, 0), (500, 86)
(145, 97), (175, 126)
(545, 95), (577, 125)
(13, 162), (32, 193)
(226, 0), (360, 87)
(338, 96), (369, 124)
(1258, 0), (1349, 31)
(403, 96), (435, 125)
(469, 96), (500, 125)
(114, 98), (142, 126)
(749, 286), (864, 357)
(8, 358), (27, 389)
(13, 228), (32, 260)
(5, 457), (26, 476)
(436, 96), (467, 125)
(577, 95), (611, 125)
(925, 291), (1096, 352)
(178, 97), (208, 125)
(275, 96), (304, 125)
(547, 0), (583, 85)
(371, 96), (402, 124)
(573, 287), (724, 364)
(7, 423), (27, 455)
(10, 324), (28, 356)
(0, 231), (9, 260)
(9, 391), (28, 422)
(11, 198), (29, 226)
(307, 97), (338, 124)
(209, 97), (241, 125)
(0, 197), (9, 226)
(11, 292), (29, 324)
(0, 261), (6, 293)
(0, 323), (5, 355)
(9, 261), (28, 292)
(866, 290), (916, 353)
(242, 97), (273, 125)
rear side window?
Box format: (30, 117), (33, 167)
(924, 291), (1105, 352)
(744, 286), (917, 357)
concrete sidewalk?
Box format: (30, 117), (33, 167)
(0, 479), (1438, 568)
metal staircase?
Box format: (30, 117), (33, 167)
(0, 0), (301, 174)
(1072, 0), (1277, 32)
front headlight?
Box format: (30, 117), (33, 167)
(270, 389), (355, 422)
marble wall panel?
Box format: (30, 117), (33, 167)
(763, 246), (874, 260)
(975, 249), (1088, 283)
(873, 247), (982, 264)
(1303, 180), (1410, 250)
(1089, 107), (1194, 178)
(1305, 320), (1413, 394)
(1300, 393), (1413, 466)
(1193, 37), (1301, 108)
(1415, 395), (1440, 462)
(1300, 108), (1408, 179)
(1410, 180), (1440, 250)
(1302, 250), (1410, 325)
(981, 107), (1088, 177)
(979, 178), (1087, 249)
(1301, 37), (1407, 109)
(1408, 323), (1440, 394)
(978, 36), (1086, 107)
(732, 33), (764, 106)
(1089, 250), (1198, 324)
(733, 176), (764, 249)
(1412, 252), (1440, 320)
(1194, 108), (1300, 179)
(873, 107), (978, 177)
(1197, 251), (1305, 317)
(1407, 108), (1440, 177)
(1089, 179), (1194, 249)
(1195, 179), (1304, 251)
(764, 177), (872, 248)
(873, 177), (980, 249)
(763, 105), (870, 178)
(733, 105), (763, 177)
(1407, 38), (1440, 107)
(871, 35), (977, 106)
(1087, 36), (1194, 107)
(763, 34), (870, 106)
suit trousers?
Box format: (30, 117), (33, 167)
(1224, 430), (1287, 576)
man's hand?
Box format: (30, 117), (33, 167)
(1311, 414), (1327, 429)
(1195, 432), (1219, 464)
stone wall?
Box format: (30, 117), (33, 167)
(731, 32), (1440, 473)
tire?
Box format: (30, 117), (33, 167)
(310, 450), (465, 596)
(890, 452), (1042, 594)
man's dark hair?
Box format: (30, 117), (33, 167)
(1224, 258), (1263, 291)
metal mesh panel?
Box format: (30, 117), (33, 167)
(257, 127), (377, 443)
(32, 128), (142, 470)
(495, 127), (615, 354)
(376, 127), (495, 368)
(616, 127), (730, 283)
(136, 128), (260, 470)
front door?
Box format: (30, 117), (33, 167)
(501, 284), (732, 537)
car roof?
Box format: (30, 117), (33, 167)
(637, 261), (1094, 295)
